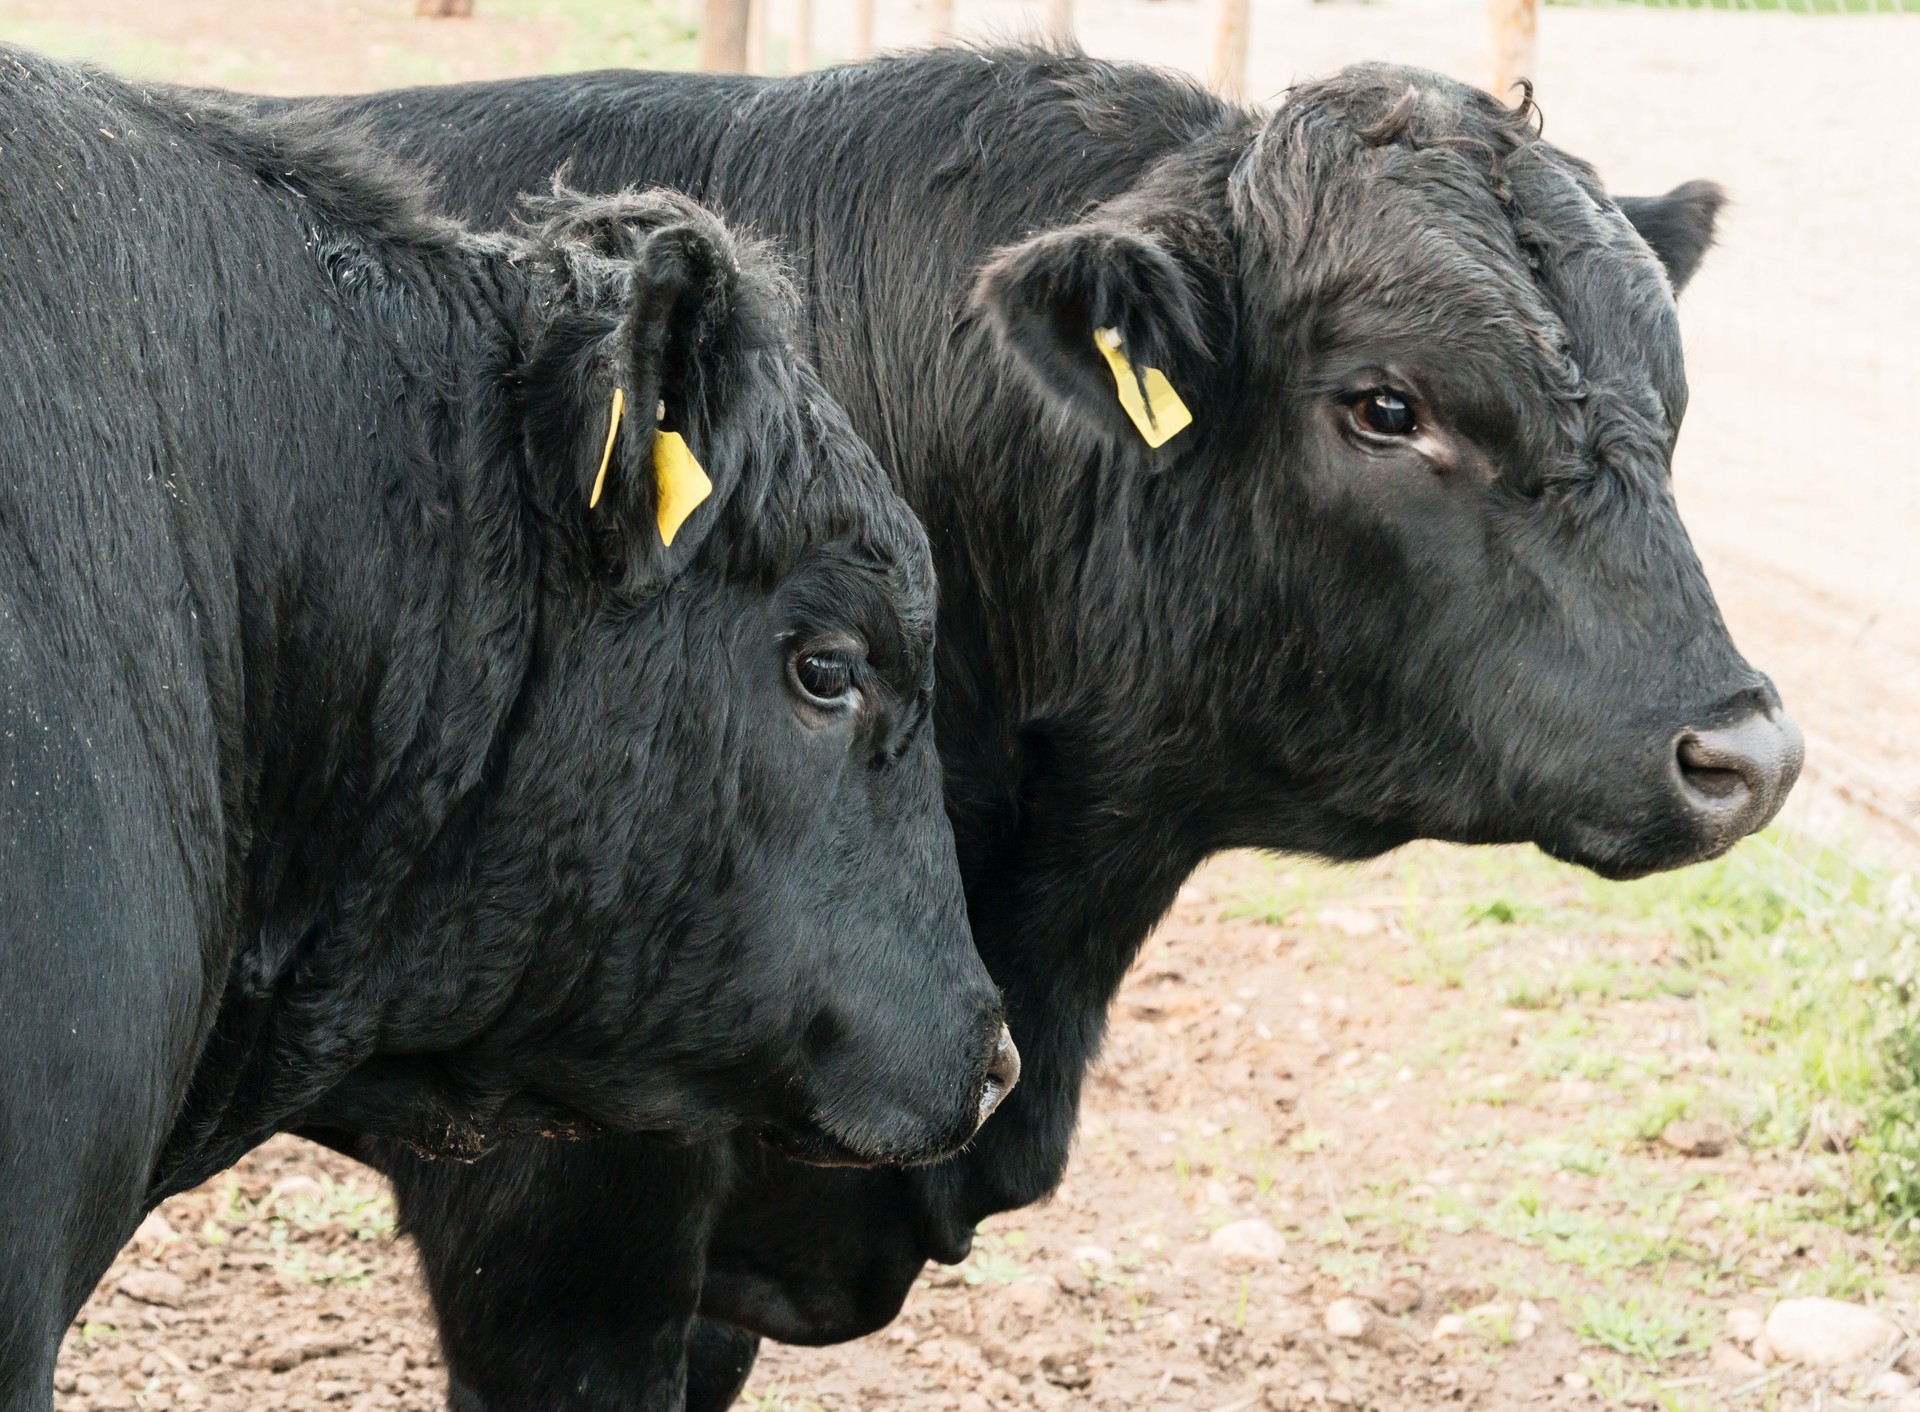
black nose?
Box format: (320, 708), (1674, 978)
(975, 1024), (1021, 1128)
(1673, 709), (1804, 849)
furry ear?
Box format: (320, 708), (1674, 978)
(972, 222), (1208, 450)
(521, 191), (772, 576)
(1616, 180), (1725, 294)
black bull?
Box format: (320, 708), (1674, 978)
(0, 48), (1017, 1411)
(293, 48), (1804, 1408)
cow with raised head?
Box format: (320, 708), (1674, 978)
(294, 49), (1802, 1409)
(0, 47), (1013, 1411)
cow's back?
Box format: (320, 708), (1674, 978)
(304, 53), (1227, 476)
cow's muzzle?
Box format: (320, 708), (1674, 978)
(1671, 707), (1805, 851)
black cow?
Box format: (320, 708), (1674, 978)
(0, 48), (1017, 1411)
(294, 48), (1803, 1409)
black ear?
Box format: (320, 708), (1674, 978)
(1616, 180), (1725, 294)
(972, 222), (1207, 449)
(522, 191), (770, 576)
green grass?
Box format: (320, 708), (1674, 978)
(1166, 829), (1920, 1390)
(957, 1228), (1030, 1286)
(740, 1386), (830, 1412)
(1572, 1288), (1715, 1363)
(268, 1175), (397, 1241)
(1222, 827), (1920, 1239)
(186, 1173), (399, 1285)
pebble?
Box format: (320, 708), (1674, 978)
(1660, 1116), (1736, 1158)
(1315, 906), (1381, 937)
(271, 1174), (327, 1201)
(253, 1336), (356, 1373)
(1514, 1299), (1544, 1339)
(130, 1212), (177, 1252)
(1709, 1342), (1766, 1377)
(1431, 1314), (1468, 1341)
(1038, 1345), (1094, 1389)
(117, 1270), (187, 1308)
(1763, 1297), (1899, 1366)
(1362, 1278), (1424, 1316)
(1725, 1306), (1766, 1345)
(1869, 1370), (1916, 1399)
(1207, 1218), (1285, 1266)
(1324, 1298), (1370, 1339)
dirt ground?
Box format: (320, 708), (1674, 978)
(7, 2), (1919, 1410)
(56, 844), (1920, 1412)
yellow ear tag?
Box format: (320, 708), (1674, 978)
(588, 386), (625, 510)
(1093, 327), (1192, 448)
(652, 402), (712, 548)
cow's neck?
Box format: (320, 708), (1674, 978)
(927, 426), (1219, 1026)
(924, 592), (1215, 1230)
(158, 273), (540, 1194)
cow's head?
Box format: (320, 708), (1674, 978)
(974, 65), (1799, 879)
(460, 191), (1014, 1166)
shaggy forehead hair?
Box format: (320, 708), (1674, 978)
(1228, 64), (1687, 481)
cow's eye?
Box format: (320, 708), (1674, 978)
(789, 648), (863, 712)
(1348, 389), (1417, 438)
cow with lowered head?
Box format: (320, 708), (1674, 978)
(0, 48), (1018, 1411)
(293, 49), (1802, 1408)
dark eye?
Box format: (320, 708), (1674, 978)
(1349, 389), (1417, 438)
(789, 648), (863, 711)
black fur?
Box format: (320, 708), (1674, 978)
(288, 47), (1795, 1408)
(0, 46), (1008, 1410)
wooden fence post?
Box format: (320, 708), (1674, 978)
(700, 0), (752, 70)
(1486, 0), (1537, 103)
(1210, 0), (1250, 97)
(853, 0), (876, 57)
(791, 0), (813, 70)
(747, 0), (768, 72)
(1046, 0), (1073, 45)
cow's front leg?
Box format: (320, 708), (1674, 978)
(444, 1319), (754, 1412)
(375, 1134), (729, 1412)
(1, 748), (202, 1411)
(1, 1004), (180, 1410)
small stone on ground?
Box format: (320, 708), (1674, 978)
(1763, 1297), (1899, 1367)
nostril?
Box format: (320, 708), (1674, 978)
(976, 1024), (1021, 1126)
(1675, 732), (1757, 805)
